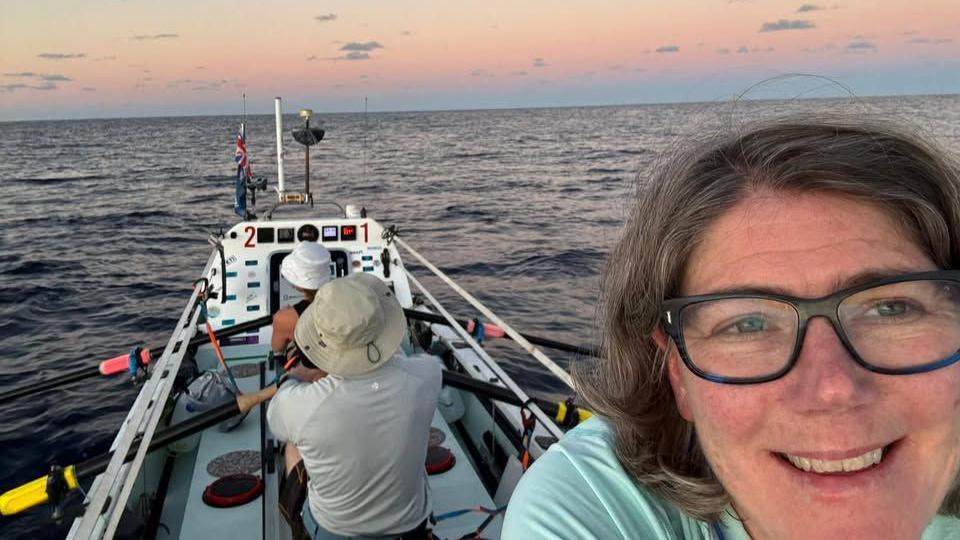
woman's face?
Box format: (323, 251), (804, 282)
(667, 192), (960, 540)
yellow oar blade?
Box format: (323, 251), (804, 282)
(0, 465), (77, 516)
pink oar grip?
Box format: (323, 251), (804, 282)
(483, 323), (505, 338)
(99, 349), (151, 376)
(463, 320), (506, 339)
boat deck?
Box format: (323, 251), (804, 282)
(156, 354), (501, 540)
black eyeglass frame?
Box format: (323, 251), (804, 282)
(661, 270), (960, 384)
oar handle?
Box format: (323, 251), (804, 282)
(0, 314), (274, 407)
(402, 308), (600, 358)
(99, 348), (152, 376)
(0, 466), (77, 516)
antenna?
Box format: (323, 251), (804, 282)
(363, 97), (368, 183)
(275, 97), (286, 195)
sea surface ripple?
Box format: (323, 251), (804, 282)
(1, 95), (959, 538)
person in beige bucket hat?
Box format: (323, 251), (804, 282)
(267, 272), (442, 540)
(294, 272), (405, 377)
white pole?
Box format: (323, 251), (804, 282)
(404, 268), (566, 440)
(394, 237), (576, 390)
(274, 97), (285, 195)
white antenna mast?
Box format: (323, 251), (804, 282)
(274, 97), (286, 196)
(363, 96), (368, 183)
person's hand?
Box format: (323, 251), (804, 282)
(288, 365), (326, 382)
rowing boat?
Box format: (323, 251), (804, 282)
(0, 99), (592, 539)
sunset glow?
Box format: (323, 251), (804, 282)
(1, 0), (958, 120)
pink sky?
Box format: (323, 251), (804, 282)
(1, 0), (958, 120)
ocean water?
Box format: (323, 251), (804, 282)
(2, 95), (960, 538)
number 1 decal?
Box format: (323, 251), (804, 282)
(244, 226), (256, 248)
(360, 222), (369, 243)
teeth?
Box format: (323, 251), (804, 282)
(784, 448), (883, 474)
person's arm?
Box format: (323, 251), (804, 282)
(270, 309), (296, 353)
(237, 384), (277, 415)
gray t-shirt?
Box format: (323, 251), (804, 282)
(268, 352), (442, 536)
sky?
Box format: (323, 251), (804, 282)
(1, 0), (958, 121)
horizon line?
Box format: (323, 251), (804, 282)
(2, 91), (958, 124)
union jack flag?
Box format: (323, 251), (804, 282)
(234, 127), (252, 217)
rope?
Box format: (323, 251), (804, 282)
(198, 294), (241, 395)
(519, 399), (537, 471)
(434, 506), (507, 540)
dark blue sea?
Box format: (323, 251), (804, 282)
(2, 95), (959, 539)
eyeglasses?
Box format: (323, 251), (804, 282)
(661, 271), (960, 384)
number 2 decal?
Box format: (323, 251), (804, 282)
(360, 222), (369, 243)
(244, 226), (256, 248)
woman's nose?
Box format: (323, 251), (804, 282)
(786, 317), (876, 413)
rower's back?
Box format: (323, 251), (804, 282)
(268, 352), (441, 535)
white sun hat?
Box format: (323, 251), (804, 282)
(294, 272), (407, 377)
(280, 242), (332, 291)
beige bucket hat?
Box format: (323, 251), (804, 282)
(294, 272), (407, 377)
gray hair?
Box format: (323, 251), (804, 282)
(575, 115), (960, 521)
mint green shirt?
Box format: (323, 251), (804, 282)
(502, 417), (960, 539)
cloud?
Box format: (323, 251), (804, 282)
(343, 51), (370, 60)
(400, 30), (413, 36)
(907, 37), (953, 45)
(759, 19), (815, 32)
(315, 13), (336, 22)
(2, 72), (73, 90)
(846, 40), (877, 51)
(532, 57), (547, 68)
(796, 4), (822, 12)
(340, 41), (383, 52)
(82, 87), (96, 91)
(509, 70), (528, 76)
(717, 47), (731, 54)
(655, 45), (680, 53)
(93, 56), (117, 62)
(37, 52), (86, 60)
(737, 46), (750, 53)
(469, 68), (495, 78)
(306, 55), (318, 61)
(608, 64), (624, 71)
(131, 33), (178, 41)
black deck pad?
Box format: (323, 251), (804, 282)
(207, 450), (262, 477)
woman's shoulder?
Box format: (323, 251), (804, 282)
(923, 514), (960, 539)
(502, 417), (714, 540)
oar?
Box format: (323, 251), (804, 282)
(0, 314), (274, 406)
(402, 308), (600, 358)
(0, 369), (584, 517)
(440, 368), (591, 426)
(0, 383), (275, 517)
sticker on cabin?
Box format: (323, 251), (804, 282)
(225, 255), (238, 267)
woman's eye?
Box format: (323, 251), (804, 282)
(870, 300), (909, 317)
(734, 317), (766, 332)
(715, 316), (768, 335)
